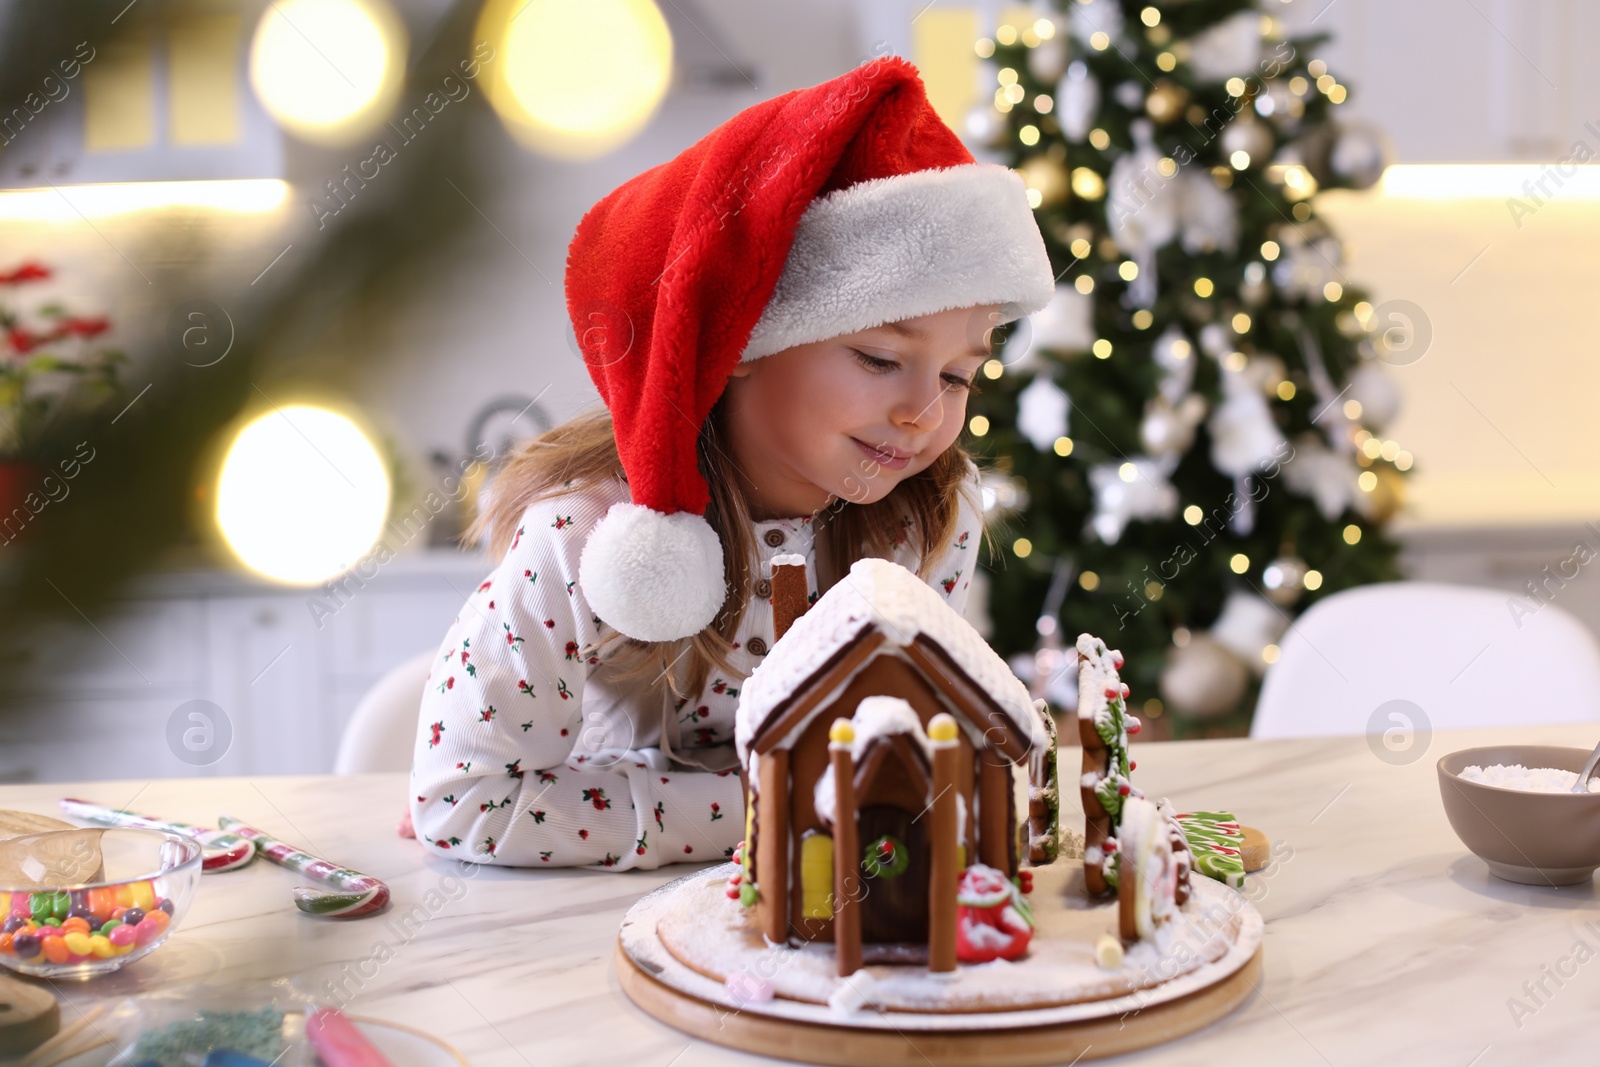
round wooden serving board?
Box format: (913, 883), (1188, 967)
(617, 941), (1262, 1066)
(615, 864), (1264, 1065)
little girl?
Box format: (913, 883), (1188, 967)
(409, 56), (1053, 869)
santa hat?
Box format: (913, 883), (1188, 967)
(566, 56), (1053, 642)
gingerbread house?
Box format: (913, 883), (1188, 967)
(733, 555), (1058, 971)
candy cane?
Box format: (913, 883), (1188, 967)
(217, 816), (390, 919)
(59, 798), (256, 873)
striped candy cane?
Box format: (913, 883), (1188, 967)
(217, 816), (390, 919)
(59, 798), (256, 873)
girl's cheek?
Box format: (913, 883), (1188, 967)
(943, 393), (968, 437)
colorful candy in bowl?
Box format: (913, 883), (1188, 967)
(0, 827), (201, 977)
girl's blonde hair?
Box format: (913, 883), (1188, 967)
(465, 395), (985, 701)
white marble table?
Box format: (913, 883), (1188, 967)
(3, 721), (1596, 1066)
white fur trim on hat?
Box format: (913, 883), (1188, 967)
(740, 162), (1055, 362)
(578, 502), (728, 642)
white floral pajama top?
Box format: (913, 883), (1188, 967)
(409, 465), (983, 871)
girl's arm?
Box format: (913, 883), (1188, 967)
(408, 485), (743, 869)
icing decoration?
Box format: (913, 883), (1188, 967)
(1173, 810), (1247, 889)
(730, 838), (759, 907)
(954, 864), (1035, 963)
(1027, 699), (1062, 864)
(1076, 634), (1143, 897)
(863, 834), (909, 879)
(1156, 797), (1194, 907)
(1116, 796), (1181, 942)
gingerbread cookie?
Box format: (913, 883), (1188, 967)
(1076, 634), (1143, 896)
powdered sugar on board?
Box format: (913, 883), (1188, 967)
(620, 860), (1262, 1028)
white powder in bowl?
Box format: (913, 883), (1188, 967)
(1458, 763), (1600, 793)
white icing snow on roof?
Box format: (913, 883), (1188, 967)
(735, 557), (1046, 761)
(846, 696), (931, 762)
(813, 696), (944, 827)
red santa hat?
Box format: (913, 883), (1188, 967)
(566, 56), (1054, 642)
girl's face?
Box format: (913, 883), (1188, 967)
(722, 304), (1000, 521)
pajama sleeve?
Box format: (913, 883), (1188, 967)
(408, 484), (744, 870)
(926, 460), (986, 618)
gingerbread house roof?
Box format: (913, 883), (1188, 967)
(734, 557), (1046, 762)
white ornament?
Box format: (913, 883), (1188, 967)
(1272, 230), (1343, 300)
(1178, 170), (1239, 255)
(1330, 121), (1393, 190)
(1188, 11), (1263, 82)
(1069, 0), (1124, 47)
(1056, 61), (1099, 143)
(1106, 120), (1181, 309)
(1346, 362), (1401, 430)
(1240, 261), (1269, 307)
(1282, 433), (1362, 521)
(1153, 327), (1196, 404)
(1219, 116), (1273, 164)
(964, 102), (1007, 149)
(1209, 361), (1287, 478)
(1018, 374), (1072, 453)
(1262, 555), (1310, 607)
(1088, 456), (1179, 544)
(1113, 81), (1146, 110)
(1028, 31), (1067, 84)
(1028, 283), (1095, 354)
(1198, 323), (1231, 358)
(1254, 80), (1294, 120)
(1160, 634), (1248, 719)
(1140, 394), (1207, 457)
(1209, 590), (1289, 676)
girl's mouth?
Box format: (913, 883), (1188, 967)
(852, 437), (911, 471)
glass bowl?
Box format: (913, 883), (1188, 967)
(0, 827), (202, 978)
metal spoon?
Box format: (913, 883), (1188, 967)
(1571, 739), (1600, 793)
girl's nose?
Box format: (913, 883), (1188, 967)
(891, 374), (950, 434)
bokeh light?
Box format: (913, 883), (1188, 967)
(250, 0), (405, 145)
(216, 405), (391, 585)
(479, 0), (673, 160)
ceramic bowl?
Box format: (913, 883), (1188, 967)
(1437, 745), (1600, 886)
(0, 828), (201, 977)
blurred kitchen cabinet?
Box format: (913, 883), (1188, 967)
(1, 549), (487, 784)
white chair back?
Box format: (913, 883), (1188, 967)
(1252, 581), (1600, 738)
(334, 649), (436, 774)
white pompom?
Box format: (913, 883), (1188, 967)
(578, 503), (727, 642)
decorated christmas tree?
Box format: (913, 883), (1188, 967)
(965, 1), (1409, 734)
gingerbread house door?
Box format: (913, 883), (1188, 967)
(854, 736), (933, 945)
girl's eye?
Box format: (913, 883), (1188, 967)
(851, 349), (897, 373)
(852, 349), (983, 393)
